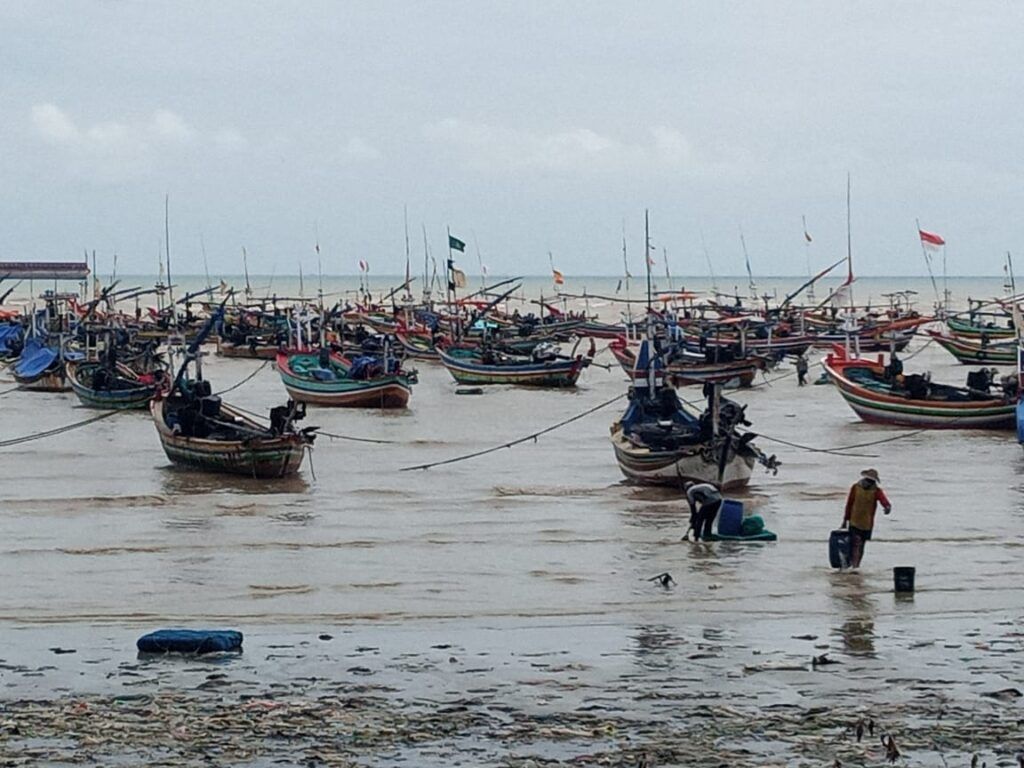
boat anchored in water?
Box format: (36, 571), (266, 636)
(609, 337), (779, 489)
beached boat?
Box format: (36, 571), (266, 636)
(275, 349), (414, 408)
(66, 360), (166, 409)
(609, 338), (779, 489)
(927, 330), (1016, 365)
(822, 347), (1016, 429)
(438, 340), (594, 387)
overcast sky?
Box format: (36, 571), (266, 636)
(1, 1), (1021, 277)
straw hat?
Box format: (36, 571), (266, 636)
(861, 468), (880, 483)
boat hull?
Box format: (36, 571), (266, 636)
(609, 427), (755, 489)
(13, 369), (69, 392)
(929, 331), (1016, 365)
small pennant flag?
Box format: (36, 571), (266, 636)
(358, 259), (369, 272)
(552, 269), (564, 285)
(481, 264), (489, 277)
(804, 230), (812, 243)
(452, 267), (467, 288)
(646, 255), (657, 267)
(919, 229), (945, 249)
(449, 235), (466, 252)
(315, 242), (320, 254)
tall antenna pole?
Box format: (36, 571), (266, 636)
(165, 194), (175, 328)
(846, 173), (854, 312)
(644, 209), (652, 311)
(403, 206), (412, 299)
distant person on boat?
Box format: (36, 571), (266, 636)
(883, 352), (903, 382)
(795, 354), (809, 386)
(840, 469), (892, 568)
(684, 481), (723, 542)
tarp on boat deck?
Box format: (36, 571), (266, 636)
(13, 337), (58, 378)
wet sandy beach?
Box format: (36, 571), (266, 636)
(2, 295), (1024, 764)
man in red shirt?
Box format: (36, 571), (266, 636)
(841, 468), (892, 568)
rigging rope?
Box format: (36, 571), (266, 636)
(0, 410), (119, 449)
(400, 391), (627, 471)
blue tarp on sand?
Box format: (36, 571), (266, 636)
(137, 629), (243, 654)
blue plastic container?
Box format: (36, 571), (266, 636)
(829, 529), (852, 569)
(717, 499), (744, 536)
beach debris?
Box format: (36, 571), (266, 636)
(882, 734), (900, 763)
(811, 654), (840, 668)
(48, 647), (76, 654)
(318, 634), (333, 641)
(646, 573), (674, 588)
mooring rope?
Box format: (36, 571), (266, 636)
(0, 410), (119, 449)
(400, 391), (627, 471)
(224, 401), (396, 445)
(214, 360), (271, 396)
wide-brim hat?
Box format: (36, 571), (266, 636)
(861, 468), (880, 483)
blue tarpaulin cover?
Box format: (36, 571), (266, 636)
(0, 324), (21, 354)
(137, 629), (244, 654)
(13, 337), (57, 379)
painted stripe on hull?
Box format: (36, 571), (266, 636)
(281, 381), (410, 408)
(824, 362), (1015, 429)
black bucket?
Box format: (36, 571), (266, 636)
(893, 566), (915, 593)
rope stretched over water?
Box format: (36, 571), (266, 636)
(0, 410), (119, 449)
(400, 392), (628, 471)
(214, 360), (271, 396)
(224, 401), (396, 445)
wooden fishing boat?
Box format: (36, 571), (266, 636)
(66, 360), (167, 409)
(946, 316), (1015, 340)
(609, 338), (779, 488)
(927, 330), (1016, 365)
(395, 331), (441, 361)
(152, 394), (312, 477)
(438, 340), (593, 387)
(151, 303), (316, 478)
(217, 339), (281, 359)
(822, 347), (1016, 429)
(608, 338), (764, 387)
(275, 349), (414, 408)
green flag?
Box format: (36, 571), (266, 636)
(449, 235), (466, 252)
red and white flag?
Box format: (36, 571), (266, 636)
(919, 229), (945, 249)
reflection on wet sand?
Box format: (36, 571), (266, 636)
(829, 570), (877, 657)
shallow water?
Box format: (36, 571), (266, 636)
(2, 279), (1023, 762)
